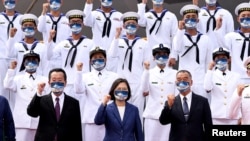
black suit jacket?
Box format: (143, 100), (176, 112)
(159, 93), (212, 141)
(27, 93), (82, 141)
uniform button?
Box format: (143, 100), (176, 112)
(99, 99), (101, 101)
(161, 82), (164, 85)
(224, 90), (227, 92)
(161, 89), (163, 91)
(224, 103), (227, 105)
(224, 96), (227, 99)
(161, 102), (163, 105)
(161, 96), (163, 98)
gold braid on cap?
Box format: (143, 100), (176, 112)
(247, 63), (250, 69)
(238, 7), (250, 15)
(123, 17), (138, 23)
(22, 19), (36, 25)
(183, 9), (198, 15)
(69, 15), (83, 20)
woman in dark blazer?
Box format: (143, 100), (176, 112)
(94, 78), (144, 141)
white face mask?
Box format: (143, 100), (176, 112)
(240, 17), (250, 29)
(101, 0), (112, 7)
(4, 0), (15, 10)
(50, 0), (61, 11)
(125, 24), (137, 35)
(152, 0), (163, 6)
(50, 82), (65, 95)
(22, 27), (35, 37)
(205, 0), (217, 6)
(69, 23), (82, 34)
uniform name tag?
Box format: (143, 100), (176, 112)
(152, 82), (158, 84)
(20, 85), (27, 89)
(88, 83), (94, 86)
(215, 83), (222, 85)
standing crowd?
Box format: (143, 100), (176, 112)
(0, 0), (250, 141)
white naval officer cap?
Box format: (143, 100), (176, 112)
(152, 44), (170, 56)
(19, 13), (38, 26)
(65, 9), (85, 20)
(235, 2), (250, 16)
(244, 57), (250, 69)
(212, 47), (230, 60)
(19, 50), (40, 72)
(120, 11), (140, 23)
(180, 4), (200, 16)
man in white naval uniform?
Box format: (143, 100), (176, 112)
(38, 0), (71, 70)
(204, 47), (241, 125)
(222, 2), (250, 84)
(108, 11), (151, 122)
(229, 56), (250, 125)
(193, 0), (234, 50)
(4, 51), (49, 141)
(173, 4), (212, 100)
(6, 13), (48, 77)
(137, 0), (178, 68)
(83, 0), (123, 71)
(0, 0), (23, 108)
(141, 44), (177, 141)
(74, 46), (119, 141)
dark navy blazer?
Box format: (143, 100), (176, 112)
(95, 102), (144, 141)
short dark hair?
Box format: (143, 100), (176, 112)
(176, 70), (192, 79)
(48, 68), (67, 81)
(109, 78), (131, 101)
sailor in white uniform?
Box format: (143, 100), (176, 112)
(173, 4), (212, 99)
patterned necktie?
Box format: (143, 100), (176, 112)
(183, 97), (189, 121)
(55, 97), (60, 122)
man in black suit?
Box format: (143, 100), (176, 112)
(27, 68), (82, 141)
(159, 70), (212, 141)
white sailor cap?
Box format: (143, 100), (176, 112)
(120, 11), (140, 23)
(212, 47), (230, 60)
(244, 57), (250, 69)
(19, 13), (38, 26)
(90, 46), (106, 59)
(235, 2), (250, 16)
(180, 4), (200, 16)
(65, 9), (85, 20)
(152, 44), (170, 56)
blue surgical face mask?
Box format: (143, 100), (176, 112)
(22, 27), (35, 37)
(176, 81), (190, 93)
(205, 0), (217, 6)
(50, 0), (61, 11)
(152, 0), (163, 6)
(185, 18), (197, 29)
(70, 23), (82, 34)
(50, 82), (65, 95)
(91, 58), (105, 71)
(101, 0), (112, 7)
(4, 0), (15, 10)
(240, 17), (250, 29)
(215, 58), (228, 71)
(125, 24), (137, 35)
(24, 60), (38, 73)
(155, 55), (168, 66)
(114, 90), (128, 101)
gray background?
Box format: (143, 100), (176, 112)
(0, 0), (247, 40)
